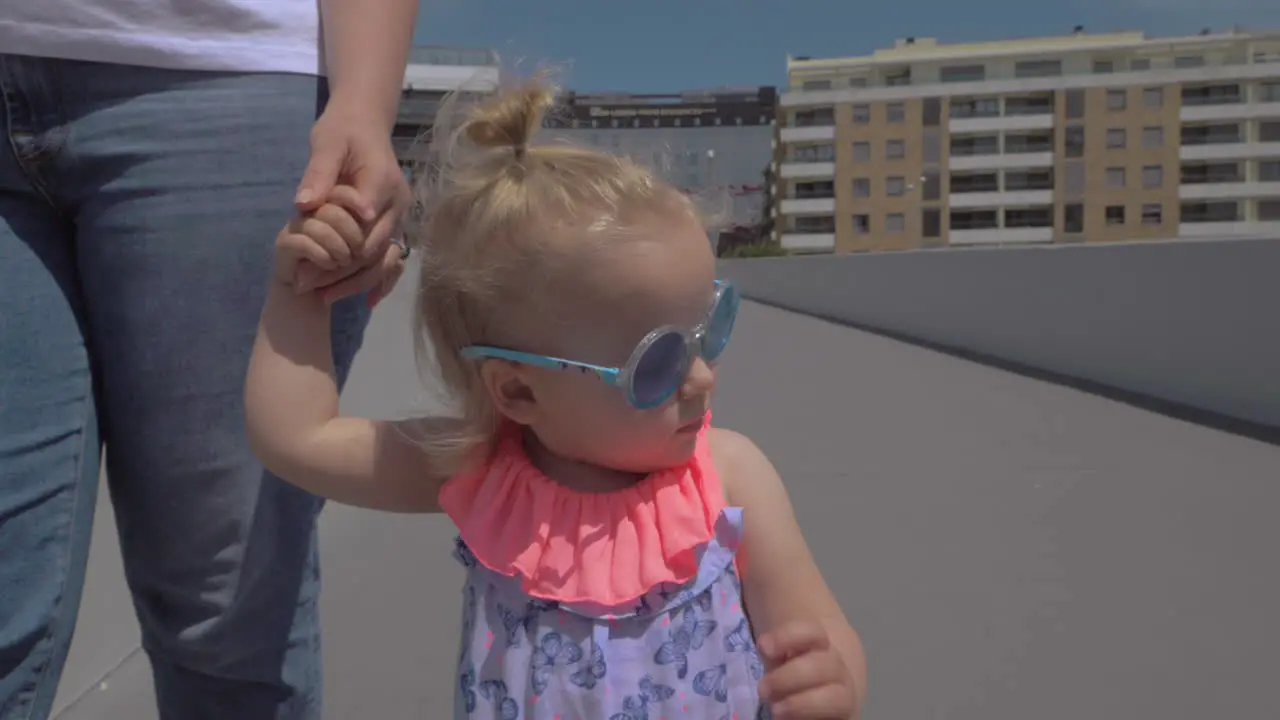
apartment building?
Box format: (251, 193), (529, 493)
(394, 46), (501, 174)
(774, 28), (1280, 253)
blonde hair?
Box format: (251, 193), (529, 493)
(407, 76), (699, 476)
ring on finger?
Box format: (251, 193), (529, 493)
(390, 237), (410, 260)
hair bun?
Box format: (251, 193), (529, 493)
(464, 82), (556, 153)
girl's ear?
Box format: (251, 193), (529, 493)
(478, 359), (539, 425)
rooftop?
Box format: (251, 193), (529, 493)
(788, 26), (1278, 72)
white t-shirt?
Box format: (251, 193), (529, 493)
(0, 0), (322, 75)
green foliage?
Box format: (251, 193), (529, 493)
(722, 242), (789, 259)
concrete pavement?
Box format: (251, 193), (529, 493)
(49, 265), (1280, 719)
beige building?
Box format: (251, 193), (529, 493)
(773, 28), (1280, 253)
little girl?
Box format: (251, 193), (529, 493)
(246, 79), (866, 720)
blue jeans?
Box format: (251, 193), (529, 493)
(0, 55), (368, 719)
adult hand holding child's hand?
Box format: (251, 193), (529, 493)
(291, 104), (413, 307)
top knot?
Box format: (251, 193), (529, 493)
(464, 82), (556, 158)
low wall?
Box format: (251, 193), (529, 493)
(720, 237), (1280, 429)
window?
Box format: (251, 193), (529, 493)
(795, 108), (835, 126)
(795, 216), (836, 232)
(886, 102), (906, 123)
(1107, 89), (1128, 110)
(1260, 200), (1280, 221)
(1180, 200), (1239, 223)
(1064, 162), (1085, 195)
(922, 172), (941, 201)
(852, 178), (871, 198)
(951, 135), (999, 156)
(1144, 87), (1164, 109)
(886, 213), (905, 233)
(1093, 60), (1115, 74)
(1015, 59), (1062, 78)
(1261, 121), (1280, 142)
(1107, 128), (1127, 148)
(923, 98), (942, 126)
(1065, 126), (1085, 158)
(1065, 89), (1085, 119)
(1262, 81), (1280, 103)
(1182, 83), (1243, 106)
(950, 172), (999, 193)
(950, 97), (1000, 118)
(886, 140), (905, 159)
(1143, 126), (1164, 148)
(1174, 55), (1205, 68)
(1004, 131), (1053, 154)
(796, 180), (835, 199)
(1142, 165), (1163, 189)
(1005, 93), (1054, 116)
(1182, 123), (1242, 145)
(802, 80), (832, 90)
(852, 214), (870, 234)
(849, 77), (868, 88)
(1004, 169), (1053, 190)
(1063, 203), (1084, 233)
(886, 176), (906, 196)
(1004, 207), (1053, 228)
(1106, 205), (1126, 225)
(922, 132), (941, 163)
(1182, 161), (1242, 184)
(940, 64), (986, 83)
(922, 209), (942, 238)
(1261, 160), (1280, 182)
(950, 209), (998, 230)
(852, 142), (871, 162)
(852, 104), (871, 123)
(885, 69), (912, 87)
(1131, 58), (1151, 70)
(1106, 167), (1126, 188)
(790, 143), (835, 162)
(1141, 203), (1163, 225)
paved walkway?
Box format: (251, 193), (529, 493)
(51, 265), (1280, 719)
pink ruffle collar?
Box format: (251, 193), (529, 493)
(437, 420), (724, 607)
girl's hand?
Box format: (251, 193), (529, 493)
(275, 186), (370, 295)
(758, 620), (859, 719)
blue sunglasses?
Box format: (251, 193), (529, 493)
(459, 281), (740, 409)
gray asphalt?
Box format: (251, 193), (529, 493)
(50, 262), (1280, 719)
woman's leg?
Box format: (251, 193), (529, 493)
(54, 62), (370, 719)
(0, 55), (102, 720)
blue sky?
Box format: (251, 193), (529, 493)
(413, 0), (1279, 93)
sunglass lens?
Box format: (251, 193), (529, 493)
(702, 284), (739, 361)
(630, 331), (687, 408)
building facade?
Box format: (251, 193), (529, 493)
(394, 46), (501, 174)
(547, 88), (777, 232)
(775, 29), (1280, 254)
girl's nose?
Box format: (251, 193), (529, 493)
(680, 356), (716, 398)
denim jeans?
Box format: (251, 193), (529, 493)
(0, 55), (369, 719)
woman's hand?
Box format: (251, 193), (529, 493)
(292, 104), (413, 307)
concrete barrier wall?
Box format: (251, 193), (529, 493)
(719, 238), (1280, 428)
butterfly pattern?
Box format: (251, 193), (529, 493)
(450, 508), (764, 719)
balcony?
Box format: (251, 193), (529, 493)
(779, 232), (837, 252)
(951, 151), (1054, 172)
(1181, 100), (1280, 122)
(949, 226), (1055, 245)
(949, 114), (1055, 134)
(778, 162), (836, 179)
(1180, 141), (1280, 162)
(949, 190), (1054, 209)
(780, 197), (837, 214)
(780, 125), (836, 142)
(1179, 177), (1280, 200)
